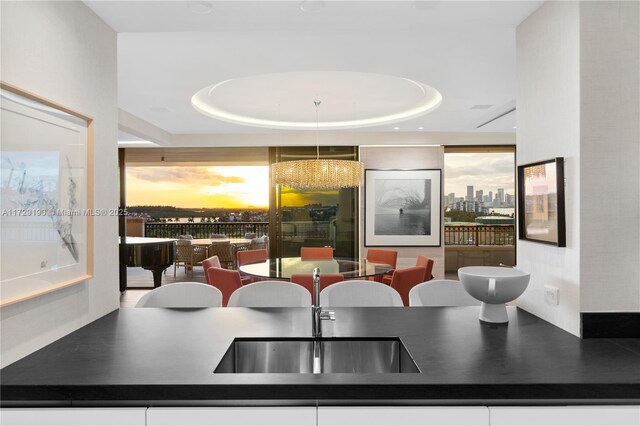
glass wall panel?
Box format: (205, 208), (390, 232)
(269, 146), (359, 259)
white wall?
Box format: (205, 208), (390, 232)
(359, 146), (446, 278)
(579, 1), (640, 312)
(0, 1), (119, 367)
(516, 1), (640, 337)
(516, 1), (582, 336)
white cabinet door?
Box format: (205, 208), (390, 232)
(146, 407), (316, 426)
(0, 408), (146, 426)
(318, 406), (489, 426)
(490, 406), (640, 426)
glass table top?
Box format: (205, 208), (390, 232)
(238, 257), (393, 280)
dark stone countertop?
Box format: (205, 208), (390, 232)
(1, 307), (639, 406)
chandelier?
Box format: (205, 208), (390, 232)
(271, 101), (364, 190)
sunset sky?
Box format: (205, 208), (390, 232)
(126, 165), (336, 208)
(126, 166), (269, 209)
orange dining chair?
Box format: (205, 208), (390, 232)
(236, 249), (268, 284)
(382, 255), (434, 285)
(206, 267), (243, 307)
(389, 266), (427, 306)
(203, 255), (250, 285)
(415, 255), (435, 282)
(290, 273), (344, 298)
(300, 247), (334, 260)
(366, 249), (398, 282)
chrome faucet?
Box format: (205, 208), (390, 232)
(311, 267), (335, 339)
(312, 267), (322, 338)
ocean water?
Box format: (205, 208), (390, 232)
(374, 210), (430, 236)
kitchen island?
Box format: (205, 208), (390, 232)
(2, 306), (639, 407)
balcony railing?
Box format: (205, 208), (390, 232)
(143, 222), (515, 246)
(144, 222), (269, 239)
(444, 225), (515, 246)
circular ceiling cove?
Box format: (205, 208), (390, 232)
(191, 71), (442, 130)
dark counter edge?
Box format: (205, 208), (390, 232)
(2, 383), (640, 407)
(581, 312), (640, 338)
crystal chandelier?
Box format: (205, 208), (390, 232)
(271, 101), (364, 190)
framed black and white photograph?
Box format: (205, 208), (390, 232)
(364, 169), (442, 247)
(517, 157), (566, 247)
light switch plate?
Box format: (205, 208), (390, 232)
(544, 285), (559, 305)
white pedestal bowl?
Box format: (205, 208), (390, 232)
(458, 266), (530, 324)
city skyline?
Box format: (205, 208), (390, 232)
(444, 152), (515, 200)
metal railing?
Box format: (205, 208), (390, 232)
(144, 222), (514, 246)
(144, 222), (269, 239)
(444, 225), (515, 246)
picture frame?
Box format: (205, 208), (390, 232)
(517, 157), (566, 247)
(364, 169), (442, 247)
(1, 82), (93, 306)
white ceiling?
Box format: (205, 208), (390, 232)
(85, 1), (542, 136)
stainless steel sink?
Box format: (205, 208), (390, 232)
(214, 337), (420, 374)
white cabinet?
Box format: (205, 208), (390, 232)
(489, 406), (640, 426)
(318, 406), (489, 426)
(146, 407), (316, 426)
(0, 408), (146, 426)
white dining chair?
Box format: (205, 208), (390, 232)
(408, 279), (481, 307)
(227, 281), (311, 308)
(319, 280), (403, 307)
(135, 282), (223, 308)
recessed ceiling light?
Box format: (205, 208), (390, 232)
(393, 127), (400, 130)
(513, 126), (517, 129)
(187, 1), (213, 15)
(191, 71), (443, 130)
(417, 126), (424, 130)
(471, 104), (493, 110)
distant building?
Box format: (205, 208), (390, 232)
(466, 185), (474, 201)
(475, 189), (483, 202)
(497, 188), (505, 204)
(505, 194), (514, 205)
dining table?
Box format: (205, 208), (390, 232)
(238, 257), (393, 280)
(191, 238), (252, 251)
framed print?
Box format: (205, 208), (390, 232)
(517, 157), (566, 247)
(364, 169), (442, 247)
(1, 82), (93, 306)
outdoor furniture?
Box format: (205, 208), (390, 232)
(389, 266), (428, 306)
(227, 281), (311, 307)
(409, 279), (480, 307)
(207, 241), (235, 269)
(249, 236), (268, 251)
(174, 239), (207, 278)
(135, 282), (222, 308)
(319, 280), (403, 307)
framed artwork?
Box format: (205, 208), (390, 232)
(517, 157), (566, 247)
(1, 82), (93, 306)
(364, 169), (442, 247)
